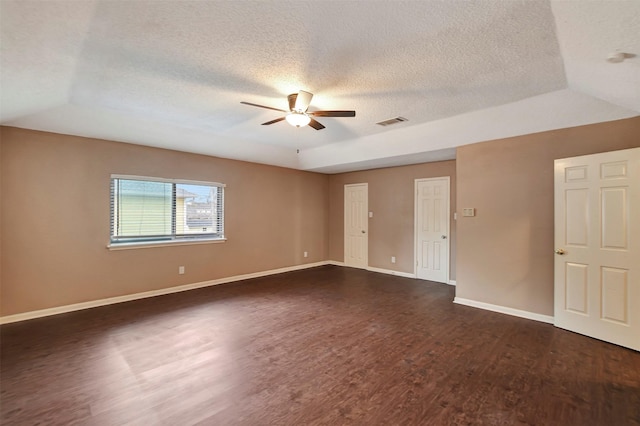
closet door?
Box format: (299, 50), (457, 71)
(554, 147), (639, 351)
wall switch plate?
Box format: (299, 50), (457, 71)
(391, 256), (396, 263)
(178, 266), (185, 275)
(369, 211), (373, 218)
(462, 208), (476, 217)
(303, 251), (308, 258)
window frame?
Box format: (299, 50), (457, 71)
(108, 174), (226, 249)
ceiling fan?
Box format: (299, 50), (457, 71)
(241, 90), (355, 130)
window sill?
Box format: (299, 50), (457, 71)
(107, 238), (227, 251)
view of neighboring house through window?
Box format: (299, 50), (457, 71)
(110, 175), (224, 245)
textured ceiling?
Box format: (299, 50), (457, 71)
(1, 0), (638, 173)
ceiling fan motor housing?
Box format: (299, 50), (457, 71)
(288, 93), (298, 111)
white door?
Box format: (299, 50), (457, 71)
(415, 178), (450, 283)
(554, 147), (639, 351)
(344, 183), (368, 268)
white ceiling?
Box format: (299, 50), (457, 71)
(1, 0), (638, 173)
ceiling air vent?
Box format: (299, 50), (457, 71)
(376, 116), (408, 126)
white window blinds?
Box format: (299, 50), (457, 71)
(110, 175), (225, 244)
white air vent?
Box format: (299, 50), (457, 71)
(376, 116), (408, 126)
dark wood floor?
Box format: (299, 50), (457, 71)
(1, 266), (639, 425)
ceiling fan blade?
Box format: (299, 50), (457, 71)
(309, 110), (356, 117)
(261, 117), (286, 125)
(240, 101), (287, 113)
(308, 118), (325, 130)
(294, 90), (313, 112)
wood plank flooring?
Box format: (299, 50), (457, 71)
(1, 265), (639, 425)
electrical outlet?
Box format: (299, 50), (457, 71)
(303, 251), (308, 258)
(391, 256), (396, 263)
(178, 266), (185, 275)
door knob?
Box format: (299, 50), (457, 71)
(441, 235), (447, 239)
(361, 230), (366, 234)
(555, 249), (566, 255)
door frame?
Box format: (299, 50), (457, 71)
(414, 177), (450, 283)
(344, 183), (369, 268)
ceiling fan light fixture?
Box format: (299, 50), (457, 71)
(285, 112), (311, 127)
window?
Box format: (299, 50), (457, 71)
(110, 175), (225, 246)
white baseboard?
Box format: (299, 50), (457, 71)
(327, 261), (416, 279)
(448, 280), (457, 286)
(0, 261), (330, 325)
(453, 297), (554, 324)
(366, 266), (416, 279)
(4, 263), (541, 326)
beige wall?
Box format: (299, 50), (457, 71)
(456, 116), (640, 316)
(328, 161), (457, 277)
(0, 127), (329, 316)
(3, 117), (639, 319)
